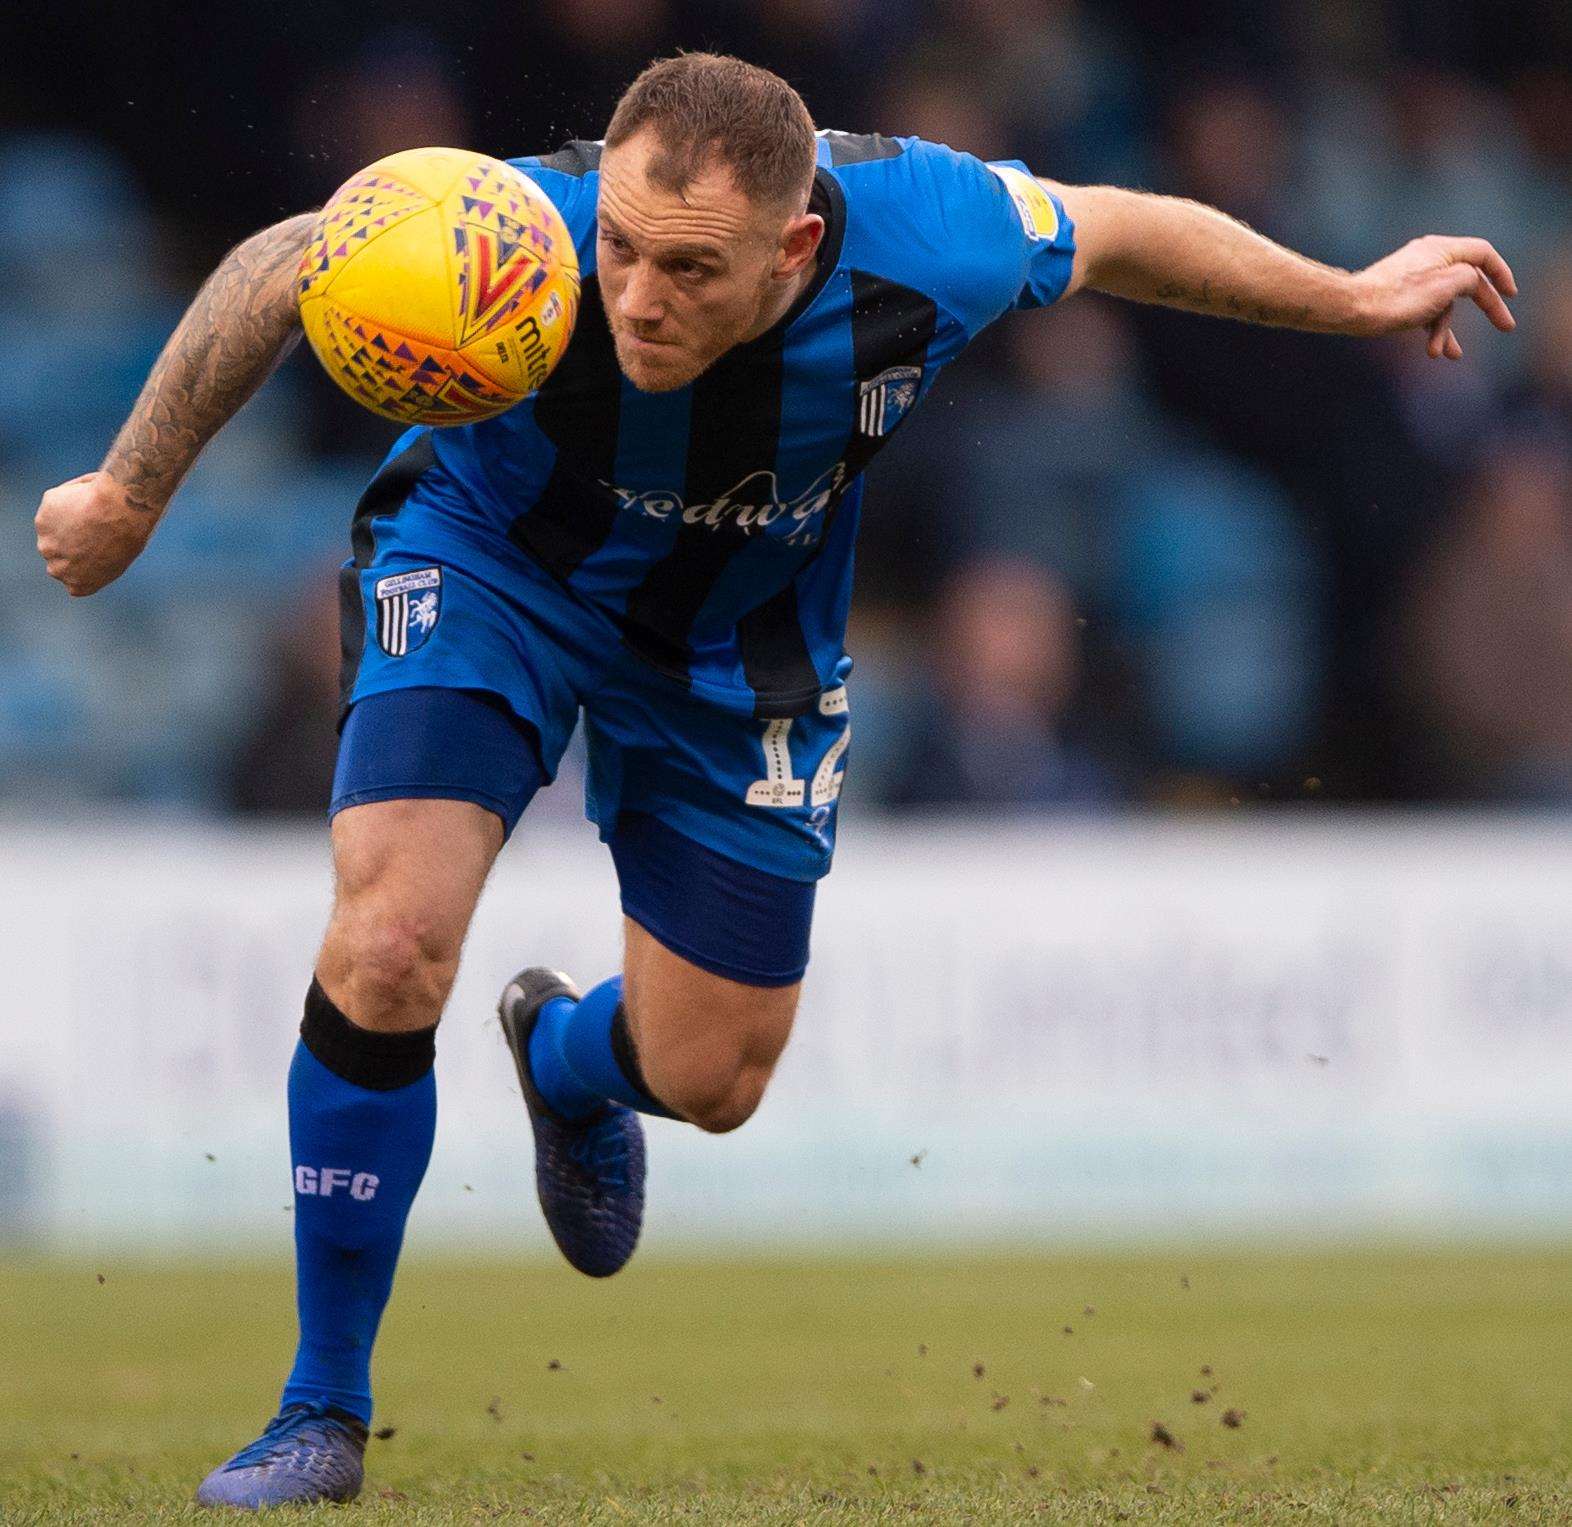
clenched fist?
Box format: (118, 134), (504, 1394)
(35, 471), (160, 597)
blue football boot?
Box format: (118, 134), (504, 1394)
(498, 967), (646, 1278)
(194, 1399), (367, 1509)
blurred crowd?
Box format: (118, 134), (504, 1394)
(4, 0), (1572, 818)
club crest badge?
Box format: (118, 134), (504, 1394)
(374, 567), (442, 657)
(857, 365), (921, 438)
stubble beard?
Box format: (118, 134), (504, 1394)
(610, 327), (715, 394)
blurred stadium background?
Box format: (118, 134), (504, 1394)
(6, 3), (1572, 1516)
(4, 0), (1572, 1486)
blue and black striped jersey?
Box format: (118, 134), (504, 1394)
(423, 131), (1076, 719)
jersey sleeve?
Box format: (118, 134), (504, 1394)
(891, 139), (1077, 332)
(509, 147), (601, 270)
(982, 158), (1077, 312)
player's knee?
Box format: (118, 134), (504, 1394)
(627, 974), (796, 1134)
(357, 914), (453, 987)
(326, 904), (459, 1028)
(674, 1081), (761, 1135)
(664, 1056), (774, 1134)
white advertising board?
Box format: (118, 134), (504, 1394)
(1, 813), (1570, 1248)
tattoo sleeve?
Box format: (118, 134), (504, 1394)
(101, 213), (317, 517)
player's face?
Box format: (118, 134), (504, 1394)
(597, 132), (822, 393)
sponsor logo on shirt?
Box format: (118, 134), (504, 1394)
(602, 463), (850, 549)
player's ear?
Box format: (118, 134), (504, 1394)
(775, 212), (824, 280)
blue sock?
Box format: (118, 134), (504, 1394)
(526, 975), (675, 1121)
(279, 981), (436, 1425)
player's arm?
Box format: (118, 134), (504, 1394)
(1044, 180), (1516, 362)
(34, 212), (316, 597)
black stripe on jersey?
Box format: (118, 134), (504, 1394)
(508, 277), (624, 580)
(822, 130), (905, 166)
(531, 140), (603, 177)
(737, 271), (938, 715)
(615, 171), (845, 700)
(620, 323), (790, 683)
(842, 270), (938, 482)
(736, 581), (817, 717)
(339, 431), (436, 707)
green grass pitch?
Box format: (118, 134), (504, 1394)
(2, 1248), (1568, 1523)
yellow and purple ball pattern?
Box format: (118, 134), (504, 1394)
(297, 148), (580, 426)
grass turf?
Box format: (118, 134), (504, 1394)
(1, 1248), (1567, 1523)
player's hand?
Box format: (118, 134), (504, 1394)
(34, 471), (160, 597)
(1351, 235), (1517, 360)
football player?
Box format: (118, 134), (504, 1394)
(34, 52), (1514, 1509)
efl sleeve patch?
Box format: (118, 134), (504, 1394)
(984, 158), (1076, 311)
(873, 138), (1075, 334)
(987, 163), (1059, 242)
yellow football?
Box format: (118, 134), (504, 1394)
(297, 147), (580, 426)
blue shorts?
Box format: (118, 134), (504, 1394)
(331, 688), (816, 986)
(329, 445), (852, 986)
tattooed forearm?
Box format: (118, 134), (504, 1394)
(1057, 184), (1361, 332)
(101, 213), (316, 517)
(1151, 278), (1316, 329)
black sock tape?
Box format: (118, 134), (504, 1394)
(608, 1001), (678, 1119)
(300, 979), (436, 1091)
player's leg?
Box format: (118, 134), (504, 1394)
(620, 912), (800, 1133)
(499, 808), (815, 1273)
(197, 796), (501, 1510)
(198, 688), (545, 1509)
(289, 685), (548, 1420)
(280, 794), (502, 1423)
(501, 663), (842, 1276)
(519, 805), (811, 1127)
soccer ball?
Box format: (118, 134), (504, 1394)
(297, 147), (580, 426)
